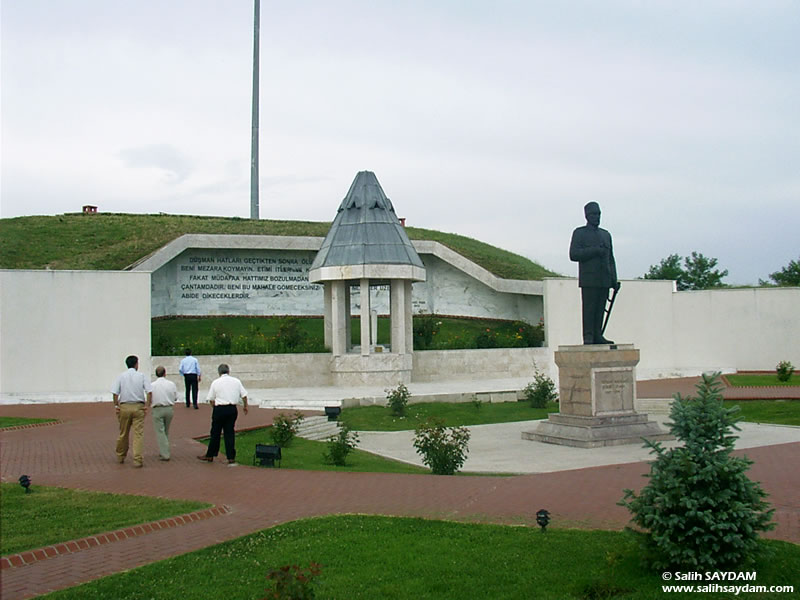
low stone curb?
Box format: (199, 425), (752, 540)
(0, 420), (61, 432)
(0, 504), (231, 570)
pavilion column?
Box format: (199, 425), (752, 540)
(323, 283), (332, 350)
(390, 279), (412, 354)
(360, 278), (371, 356)
(329, 280), (348, 356)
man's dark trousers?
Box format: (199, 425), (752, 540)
(581, 287), (609, 344)
(207, 405), (238, 461)
(184, 374), (199, 408)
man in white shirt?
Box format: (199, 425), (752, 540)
(151, 365), (178, 461)
(111, 355), (152, 468)
(197, 364), (248, 466)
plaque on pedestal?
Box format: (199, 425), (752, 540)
(522, 345), (671, 448)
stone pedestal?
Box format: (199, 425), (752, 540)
(522, 344), (671, 448)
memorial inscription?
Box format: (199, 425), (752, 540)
(177, 253), (321, 303)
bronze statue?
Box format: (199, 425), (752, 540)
(569, 202), (620, 344)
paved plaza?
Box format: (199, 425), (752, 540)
(1, 379), (798, 599)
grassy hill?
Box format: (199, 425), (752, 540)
(0, 213), (558, 280)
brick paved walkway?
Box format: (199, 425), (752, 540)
(1, 395), (798, 599)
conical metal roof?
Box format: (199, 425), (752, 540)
(309, 171), (425, 282)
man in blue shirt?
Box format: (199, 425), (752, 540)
(178, 348), (202, 409)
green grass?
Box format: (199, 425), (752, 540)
(726, 400), (800, 426)
(206, 428), (429, 474)
(341, 400), (559, 432)
(152, 315), (543, 355)
(726, 374), (798, 387)
(0, 213), (558, 279)
(0, 483), (209, 556)
(42, 515), (800, 600)
(0, 416), (57, 428)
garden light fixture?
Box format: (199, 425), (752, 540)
(253, 444), (281, 467)
(536, 508), (550, 532)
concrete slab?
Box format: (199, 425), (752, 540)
(356, 415), (800, 474)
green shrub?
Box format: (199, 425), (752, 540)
(776, 360), (794, 382)
(323, 425), (360, 466)
(270, 412), (304, 447)
(212, 326), (232, 354)
(262, 562), (321, 600)
(413, 315), (438, 350)
(523, 368), (558, 408)
(386, 383), (411, 417)
(475, 328), (499, 349)
(620, 372), (774, 571)
(413, 418), (471, 475)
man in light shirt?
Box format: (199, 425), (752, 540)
(197, 364), (248, 466)
(111, 355), (152, 468)
(178, 348), (202, 409)
(151, 365), (178, 461)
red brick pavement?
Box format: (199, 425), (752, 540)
(1, 400), (798, 599)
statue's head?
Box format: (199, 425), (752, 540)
(584, 202), (601, 227)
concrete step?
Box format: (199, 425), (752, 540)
(634, 397), (674, 414)
(295, 415), (341, 441)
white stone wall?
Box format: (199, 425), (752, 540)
(413, 347), (554, 382)
(148, 243), (545, 325)
(0, 270), (151, 401)
(544, 278), (800, 379)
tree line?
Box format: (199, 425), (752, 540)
(642, 253), (799, 290)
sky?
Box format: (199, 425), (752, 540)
(2, 0), (798, 284)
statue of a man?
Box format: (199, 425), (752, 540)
(569, 202), (620, 345)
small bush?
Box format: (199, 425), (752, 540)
(620, 372), (774, 571)
(262, 563), (321, 600)
(212, 326), (232, 354)
(776, 360), (794, 382)
(524, 368), (558, 408)
(475, 328), (498, 348)
(413, 315), (438, 350)
(323, 425), (360, 466)
(413, 418), (471, 475)
(270, 412), (304, 447)
(386, 383), (411, 417)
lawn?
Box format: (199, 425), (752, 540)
(42, 514), (800, 600)
(151, 314), (544, 355)
(0, 213), (558, 280)
(0, 416), (57, 428)
(725, 400), (800, 426)
(341, 400), (559, 432)
(0, 483), (209, 556)
(205, 428), (429, 474)
(726, 374), (797, 387)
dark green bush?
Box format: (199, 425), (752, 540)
(386, 383), (411, 417)
(270, 412), (304, 447)
(323, 425), (360, 466)
(413, 315), (438, 350)
(620, 372), (774, 570)
(262, 563), (321, 600)
(475, 328), (498, 348)
(524, 368), (558, 408)
(212, 326), (232, 354)
(413, 418), (471, 475)
(776, 360), (794, 382)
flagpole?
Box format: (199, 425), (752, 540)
(250, 0), (260, 219)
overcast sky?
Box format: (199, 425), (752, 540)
(2, 0), (798, 284)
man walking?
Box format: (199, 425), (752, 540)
(151, 365), (178, 461)
(569, 202), (620, 345)
(179, 348), (201, 409)
(197, 364), (248, 466)
(112, 355), (152, 468)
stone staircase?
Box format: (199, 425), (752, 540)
(296, 415), (342, 441)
